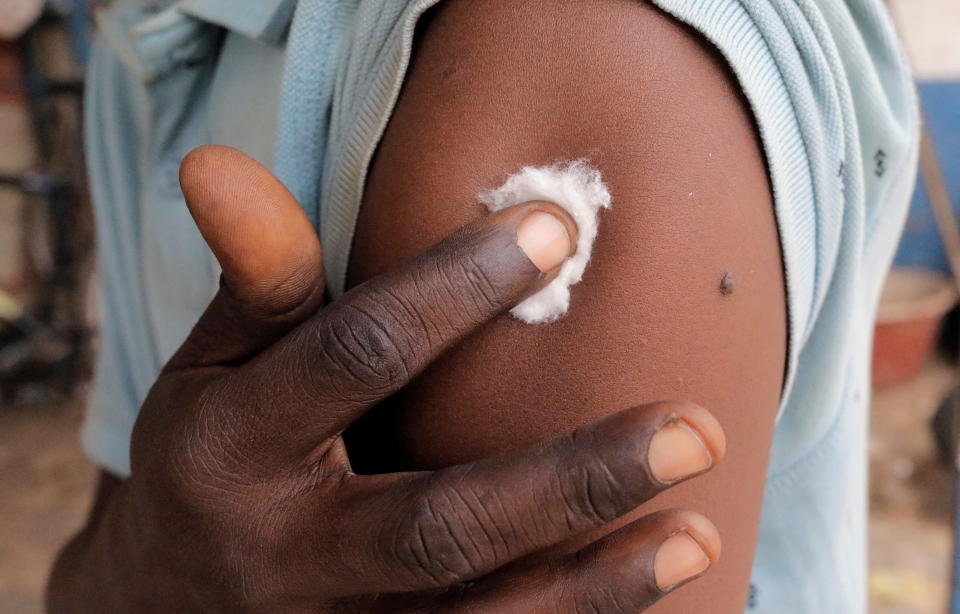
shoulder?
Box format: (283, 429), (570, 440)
(347, 3), (786, 611)
(352, 0), (777, 300)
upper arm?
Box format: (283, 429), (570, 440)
(344, 1), (786, 612)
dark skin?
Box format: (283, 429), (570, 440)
(345, 1), (786, 612)
(50, 1), (785, 611)
(48, 146), (727, 613)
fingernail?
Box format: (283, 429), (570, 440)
(655, 531), (711, 590)
(648, 419), (713, 483)
(516, 211), (573, 272)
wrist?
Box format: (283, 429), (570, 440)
(47, 480), (141, 612)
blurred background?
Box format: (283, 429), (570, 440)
(1, 1), (959, 613)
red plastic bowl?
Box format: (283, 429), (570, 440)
(872, 268), (958, 387)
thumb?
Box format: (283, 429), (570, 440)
(166, 145), (325, 371)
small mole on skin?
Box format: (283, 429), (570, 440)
(719, 271), (736, 296)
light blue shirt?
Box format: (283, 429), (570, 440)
(83, 1), (919, 612)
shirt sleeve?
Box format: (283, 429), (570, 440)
(81, 25), (224, 476)
(80, 38), (153, 478)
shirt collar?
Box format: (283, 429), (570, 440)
(95, 0), (295, 82)
(176, 0), (296, 45)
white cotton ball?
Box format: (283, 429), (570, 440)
(478, 160), (611, 324)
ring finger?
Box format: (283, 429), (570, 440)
(436, 509), (721, 614)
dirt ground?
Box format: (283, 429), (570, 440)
(869, 359), (956, 614)
(0, 398), (94, 612)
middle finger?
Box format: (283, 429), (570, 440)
(326, 401), (724, 595)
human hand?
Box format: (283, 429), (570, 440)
(59, 146), (726, 613)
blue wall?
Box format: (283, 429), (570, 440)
(894, 81), (960, 273)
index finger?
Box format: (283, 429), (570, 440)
(232, 201), (578, 459)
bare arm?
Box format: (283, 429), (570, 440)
(345, 1), (786, 612)
(50, 148), (731, 613)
